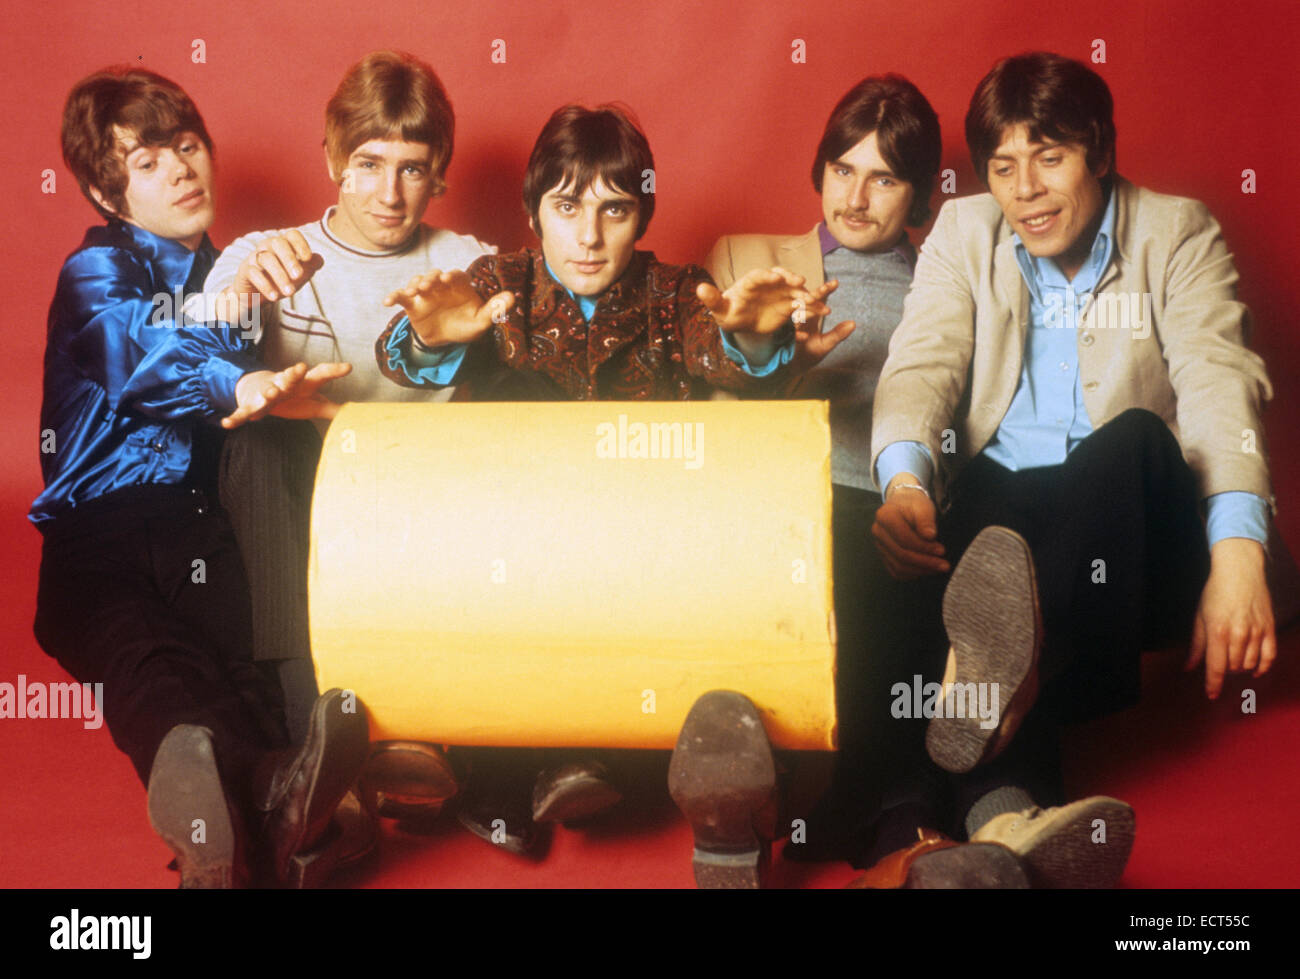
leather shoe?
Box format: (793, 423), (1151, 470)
(847, 829), (1029, 888)
(532, 760), (622, 824)
(148, 724), (245, 888)
(668, 690), (778, 889)
(359, 740), (460, 823)
(256, 688), (370, 887)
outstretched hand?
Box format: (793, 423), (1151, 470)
(218, 231), (324, 323)
(382, 270), (514, 349)
(222, 361), (352, 429)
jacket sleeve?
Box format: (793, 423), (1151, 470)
(870, 199), (978, 478)
(59, 246), (261, 420)
(679, 264), (791, 393)
(1155, 198), (1273, 504)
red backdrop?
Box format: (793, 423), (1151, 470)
(0, 0), (1297, 888)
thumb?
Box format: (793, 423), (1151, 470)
(695, 281), (725, 313)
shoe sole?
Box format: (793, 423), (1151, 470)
(668, 691), (777, 889)
(533, 770), (623, 824)
(905, 843), (1031, 889)
(273, 688), (370, 882)
(455, 808), (542, 857)
(148, 725), (239, 889)
(927, 526), (1041, 774)
(1015, 798), (1135, 889)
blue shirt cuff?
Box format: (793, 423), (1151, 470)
(875, 441), (935, 495)
(385, 316), (467, 386)
(719, 327), (794, 377)
(1205, 491), (1270, 548)
(203, 350), (262, 415)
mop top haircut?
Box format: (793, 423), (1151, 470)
(522, 104), (656, 239)
(811, 73), (942, 227)
(966, 51), (1117, 185)
(325, 50), (456, 195)
(62, 67), (213, 221)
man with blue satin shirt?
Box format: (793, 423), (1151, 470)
(32, 67), (367, 888)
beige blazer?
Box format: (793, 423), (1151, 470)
(705, 226), (826, 324)
(871, 177), (1274, 505)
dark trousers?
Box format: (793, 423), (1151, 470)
(827, 485), (950, 832)
(219, 417), (323, 742)
(927, 409), (1211, 822)
(33, 486), (288, 794)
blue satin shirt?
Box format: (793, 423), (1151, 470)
(31, 221), (261, 526)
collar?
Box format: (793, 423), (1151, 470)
(818, 222), (915, 268)
(1011, 181), (1117, 299)
(109, 219), (214, 289)
(534, 249), (652, 322)
(319, 206), (423, 258)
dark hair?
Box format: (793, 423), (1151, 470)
(522, 104), (655, 238)
(811, 74), (942, 226)
(966, 51), (1116, 185)
(61, 67), (213, 220)
(326, 51), (455, 194)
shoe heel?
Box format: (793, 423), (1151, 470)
(285, 821), (343, 889)
(692, 842), (770, 889)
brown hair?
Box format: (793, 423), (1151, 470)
(325, 51), (455, 194)
(811, 74), (942, 226)
(61, 67), (212, 220)
(522, 104), (655, 238)
(966, 52), (1116, 185)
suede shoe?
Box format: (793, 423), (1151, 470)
(926, 526), (1041, 774)
(148, 725), (245, 888)
(668, 690), (778, 889)
(970, 796), (1135, 888)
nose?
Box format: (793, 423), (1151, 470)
(165, 149), (195, 183)
(1014, 164), (1043, 200)
(848, 176), (871, 212)
(577, 207), (602, 249)
(378, 166), (402, 206)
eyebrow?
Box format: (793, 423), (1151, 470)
(351, 151), (431, 168)
(830, 159), (898, 179)
(545, 190), (638, 207)
(990, 141), (1068, 161)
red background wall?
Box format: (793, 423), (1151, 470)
(0, 0), (1297, 888)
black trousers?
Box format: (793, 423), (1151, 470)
(218, 418), (323, 742)
(33, 486), (288, 794)
(927, 409), (1211, 821)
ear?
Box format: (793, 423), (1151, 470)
(528, 214), (540, 240)
(1091, 153), (1111, 181)
(88, 185), (120, 218)
(324, 145), (341, 184)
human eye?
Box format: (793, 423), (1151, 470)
(834, 165), (852, 178)
(991, 164), (1013, 179)
(1041, 154), (1063, 167)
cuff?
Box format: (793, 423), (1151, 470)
(203, 350), (263, 414)
(875, 441), (935, 496)
(384, 316), (467, 386)
(1205, 491), (1270, 548)
(719, 326), (795, 377)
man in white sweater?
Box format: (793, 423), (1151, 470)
(203, 52), (491, 869)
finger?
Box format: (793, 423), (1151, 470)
(245, 264), (282, 302)
(1204, 629), (1227, 700)
(1225, 622), (1249, 674)
(814, 278), (840, 300)
(872, 512), (948, 572)
(804, 320), (857, 357)
(285, 229), (314, 263)
(1185, 612), (1206, 671)
(695, 282), (726, 313)
(1255, 630), (1277, 676)
(303, 361), (353, 382)
(267, 237), (306, 282)
(254, 249), (297, 297)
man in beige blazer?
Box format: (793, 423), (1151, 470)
(871, 52), (1276, 887)
(707, 76), (1007, 884)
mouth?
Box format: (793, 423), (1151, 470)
(370, 213), (407, 227)
(1018, 210), (1060, 234)
(174, 189), (206, 208)
(839, 212), (874, 229)
(571, 260), (606, 274)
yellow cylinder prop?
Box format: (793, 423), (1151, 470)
(309, 401), (836, 750)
